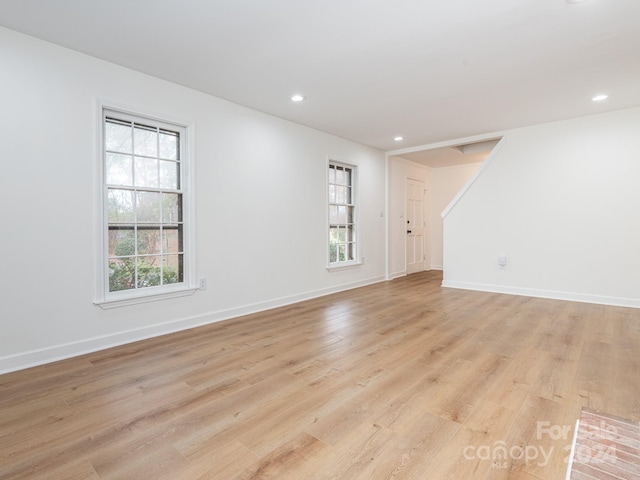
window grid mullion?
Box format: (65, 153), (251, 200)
(134, 187), (139, 289)
(105, 185), (182, 195)
(156, 125), (164, 287)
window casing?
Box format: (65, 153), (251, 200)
(328, 161), (357, 267)
(96, 106), (195, 307)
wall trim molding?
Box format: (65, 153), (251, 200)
(442, 280), (640, 309)
(0, 275), (387, 375)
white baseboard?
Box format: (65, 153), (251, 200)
(388, 267), (442, 280)
(0, 275), (386, 375)
(442, 280), (640, 309)
(388, 270), (407, 280)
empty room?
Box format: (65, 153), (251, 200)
(1, 1), (639, 479)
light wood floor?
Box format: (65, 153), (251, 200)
(2, 271), (640, 479)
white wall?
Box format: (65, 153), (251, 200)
(430, 163), (481, 269)
(443, 107), (640, 307)
(387, 157), (431, 278)
(0, 27), (386, 373)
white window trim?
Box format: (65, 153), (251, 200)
(94, 100), (197, 309)
(327, 157), (362, 271)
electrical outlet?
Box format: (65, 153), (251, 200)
(199, 278), (207, 290)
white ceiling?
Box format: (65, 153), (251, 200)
(1, 0), (639, 152)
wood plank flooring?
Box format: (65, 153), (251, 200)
(1, 271), (640, 479)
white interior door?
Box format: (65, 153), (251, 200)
(406, 179), (425, 274)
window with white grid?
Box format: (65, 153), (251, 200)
(97, 107), (195, 306)
(328, 161), (357, 266)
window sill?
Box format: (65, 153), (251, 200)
(95, 287), (198, 310)
(327, 261), (363, 272)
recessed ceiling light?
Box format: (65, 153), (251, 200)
(592, 94), (608, 102)
(565, 0), (587, 4)
(291, 94), (305, 102)
(394, 136), (404, 142)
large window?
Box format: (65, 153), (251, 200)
(328, 161), (357, 266)
(97, 107), (195, 307)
